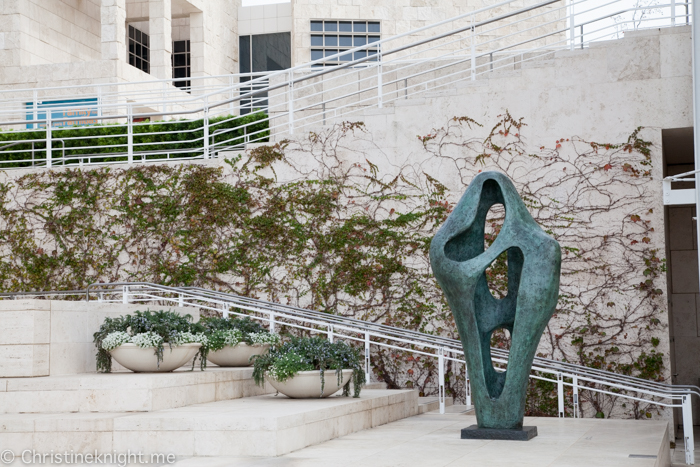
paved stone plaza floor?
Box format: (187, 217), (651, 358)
(170, 406), (672, 467)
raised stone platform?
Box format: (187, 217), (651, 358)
(173, 409), (670, 466)
(0, 367), (272, 413)
(0, 389), (418, 458)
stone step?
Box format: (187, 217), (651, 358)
(0, 389), (418, 458)
(417, 396), (454, 414)
(0, 367), (273, 414)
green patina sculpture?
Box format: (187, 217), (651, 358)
(430, 171), (561, 432)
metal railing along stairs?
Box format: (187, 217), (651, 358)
(0, 0), (691, 169)
(0, 281), (697, 464)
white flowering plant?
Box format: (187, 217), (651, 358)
(93, 309), (210, 372)
(201, 317), (280, 352)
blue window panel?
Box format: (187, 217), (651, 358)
(354, 36), (367, 46)
(368, 22), (380, 33)
(311, 21), (323, 31)
(368, 36), (380, 44)
(324, 21), (337, 31)
(311, 35), (323, 46)
(325, 49), (338, 59)
(325, 35), (337, 46)
(354, 50), (367, 60)
(339, 21), (352, 32)
(339, 35), (352, 47)
(311, 49), (324, 60)
(353, 22), (366, 32)
(339, 50), (352, 61)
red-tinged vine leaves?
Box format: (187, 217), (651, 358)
(0, 113), (667, 420)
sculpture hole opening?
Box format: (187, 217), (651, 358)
(484, 250), (508, 299)
(490, 328), (511, 351)
(484, 203), (505, 251)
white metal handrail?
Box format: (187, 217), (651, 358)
(0, 281), (697, 464)
(0, 0), (690, 169)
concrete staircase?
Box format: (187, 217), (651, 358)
(0, 368), (419, 458)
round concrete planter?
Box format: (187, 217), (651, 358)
(207, 343), (270, 367)
(265, 369), (354, 398)
(109, 343), (202, 372)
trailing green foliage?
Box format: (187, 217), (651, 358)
(252, 336), (366, 397)
(0, 112), (269, 168)
(92, 309), (208, 372)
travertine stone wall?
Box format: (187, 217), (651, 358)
(0, 300), (200, 377)
(239, 3), (293, 36)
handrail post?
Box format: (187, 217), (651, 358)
(377, 51), (383, 108)
(229, 75), (235, 115)
(572, 375), (579, 418)
(364, 332), (371, 383)
(98, 292), (104, 303)
(465, 363), (472, 407)
(203, 97), (210, 159)
(178, 293), (184, 307)
(288, 70), (294, 135)
(682, 393), (695, 465)
(328, 324), (334, 343)
(122, 286), (129, 305)
(46, 112), (52, 168)
(127, 104), (133, 164)
(269, 312), (275, 333)
(32, 90), (38, 129)
(438, 348), (446, 414)
(569, 0), (575, 51)
(470, 15), (476, 81)
(672, 0), (676, 26)
(557, 372), (565, 417)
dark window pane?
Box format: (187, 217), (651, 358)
(135, 43), (142, 56)
(368, 36), (380, 44)
(129, 43), (135, 54)
(353, 22), (366, 32)
(324, 21), (337, 31)
(311, 49), (323, 60)
(129, 54), (135, 66)
(174, 67), (187, 78)
(143, 34), (149, 47)
(311, 35), (323, 46)
(339, 35), (352, 46)
(174, 54), (186, 66)
(135, 57), (142, 69)
(186, 40), (190, 51)
(354, 50), (367, 60)
(129, 25), (135, 39)
(339, 21), (352, 32)
(368, 22), (380, 32)
(174, 41), (186, 53)
(144, 62), (149, 73)
(325, 35), (337, 46)
(353, 36), (366, 46)
(239, 35), (251, 73)
(311, 20), (323, 31)
(252, 32), (291, 72)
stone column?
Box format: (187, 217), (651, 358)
(149, 0), (172, 79)
(190, 11), (205, 77)
(101, 0), (126, 62)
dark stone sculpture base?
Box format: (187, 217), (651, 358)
(460, 425), (538, 441)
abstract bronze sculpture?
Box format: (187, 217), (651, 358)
(429, 171), (561, 441)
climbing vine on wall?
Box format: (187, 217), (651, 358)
(0, 114), (667, 419)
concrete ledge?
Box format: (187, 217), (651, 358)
(0, 367), (273, 413)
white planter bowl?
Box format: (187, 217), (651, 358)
(265, 369), (354, 398)
(207, 343), (270, 367)
(110, 343), (202, 372)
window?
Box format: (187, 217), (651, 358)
(310, 20), (380, 67)
(239, 32), (291, 114)
(172, 40), (191, 90)
(128, 25), (150, 74)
